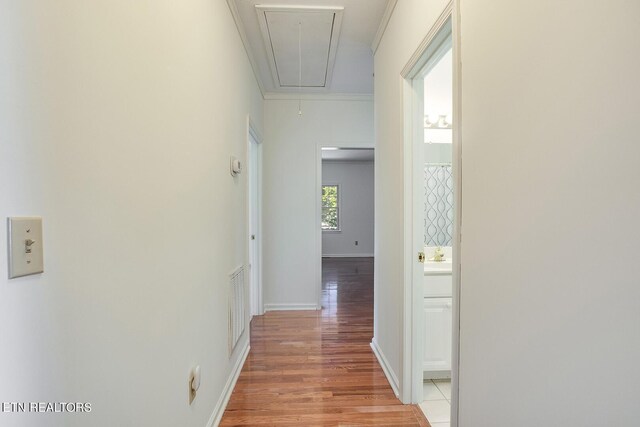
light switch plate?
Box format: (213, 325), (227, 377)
(7, 217), (44, 279)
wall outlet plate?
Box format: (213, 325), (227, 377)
(7, 217), (44, 279)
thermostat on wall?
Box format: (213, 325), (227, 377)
(230, 156), (242, 176)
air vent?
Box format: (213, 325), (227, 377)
(255, 5), (344, 89)
(229, 266), (246, 355)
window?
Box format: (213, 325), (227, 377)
(322, 185), (340, 231)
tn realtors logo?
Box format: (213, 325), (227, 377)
(1, 402), (92, 413)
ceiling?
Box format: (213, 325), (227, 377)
(228, 0), (393, 95)
(322, 148), (374, 161)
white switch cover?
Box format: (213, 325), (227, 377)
(7, 217), (44, 279)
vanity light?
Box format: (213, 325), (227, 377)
(424, 114), (452, 129)
(424, 115), (435, 128)
(321, 147), (339, 150)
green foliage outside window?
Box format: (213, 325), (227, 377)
(322, 185), (339, 230)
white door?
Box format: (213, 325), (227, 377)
(423, 297), (452, 373)
(248, 132), (262, 317)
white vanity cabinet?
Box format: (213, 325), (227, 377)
(423, 297), (452, 374)
(423, 262), (452, 378)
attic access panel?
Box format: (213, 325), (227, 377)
(256, 5), (344, 89)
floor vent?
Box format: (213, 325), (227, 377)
(229, 266), (246, 355)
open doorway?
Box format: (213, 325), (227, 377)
(316, 145), (375, 309)
(401, 5), (461, 427)
(419, 32), (454, 424)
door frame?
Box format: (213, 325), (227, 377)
(400, 2), (462, 426)
(315, 141), (375, 309)
(247, 116), (264, 318)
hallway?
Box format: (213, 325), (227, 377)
(220, 258), (429, 426)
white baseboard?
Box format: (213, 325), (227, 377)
(370, 337), (400, 398)
(264, 303), (320, 311)
(207, 341), (250, 427)
(322, 254), (374, 258)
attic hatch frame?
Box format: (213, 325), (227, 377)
(255, 5), (344, 91)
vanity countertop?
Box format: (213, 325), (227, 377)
(424, 260), (453, 276)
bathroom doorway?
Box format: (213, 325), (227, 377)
(419, 31), (454, 424)
(401, 4), (461, 426)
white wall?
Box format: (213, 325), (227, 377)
(373, 0), (451, 398)
(376, 0), (640, 425)
(458, 1), (640, 425)
(322, 160), (375, 257)
(263, 98), (373, 309)
(424, 143), (452, 164)
(0, 2), (262, 426)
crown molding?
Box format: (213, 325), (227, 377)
(226, 0), (266, 98)
(263, 92), (374, 102)
(371, 0), (398, 55)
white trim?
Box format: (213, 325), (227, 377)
(400, 75), (422, 404)
(370, 338), (400, 398)
(264, 92), (373, 101)
(316, 143), (323, 310)
(226, 0), (266, 97)
(247, 116), (264, 318)
(248, 116), (263, 144)
(450, 2), (462, 425)
(264, 303), (320, 311)
(316, 141), (375, 309)
(207, 341), (250, 427)
(371, 0), (398, 55)
(322, 254), (374, 258)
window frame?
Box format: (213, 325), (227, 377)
(321, 184), (341, 232)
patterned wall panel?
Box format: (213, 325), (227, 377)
(424, 164), (453, 246)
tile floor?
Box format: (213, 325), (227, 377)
(419, 379), (451, 427)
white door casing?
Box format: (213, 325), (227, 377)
(399, 3), (462, 427)
(247, 118), (263, 317)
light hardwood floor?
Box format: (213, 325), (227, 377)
(220, 257), (430, 426)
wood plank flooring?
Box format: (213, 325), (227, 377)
(220, 257), (430, 426)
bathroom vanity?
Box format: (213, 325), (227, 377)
(423, 247), (452, 379)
